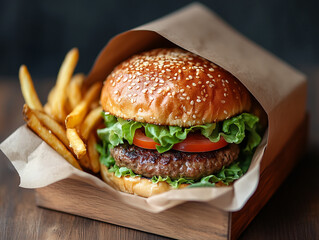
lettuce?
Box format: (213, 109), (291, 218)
(97, 112), (260, 153)
(97, 112), (262, 188)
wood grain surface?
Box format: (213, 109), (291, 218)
(36, 179), (230, 240)
(0, 77), (319, 239)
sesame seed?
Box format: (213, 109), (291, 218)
(128, 86), (132, 89)
(114, 90), (119, 94)
(196, 99), (201, 103)
(190, 100), (194, 105)
(209, 68), (214, 72)
(180, 89), (185, 93)
(142, 89), (148, 93)
(221, 100), (226, 104)
(224, 110), (228, 114)
(192, 115), (196, 119)
(192, 83), (197, 86)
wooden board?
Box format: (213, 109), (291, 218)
(35, 116), (307, 240)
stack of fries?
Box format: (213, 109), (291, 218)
(19, 48), (102, 173)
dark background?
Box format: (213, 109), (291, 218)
(0, 1), (318, 239)
(1, 0), (319, 78)
(1, 0), (318, 143)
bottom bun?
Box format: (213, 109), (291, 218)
(100, 164), (188, 197)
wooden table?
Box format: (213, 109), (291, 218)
(1, 76), (318, 239)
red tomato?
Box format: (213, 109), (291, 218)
(172, 133), (228, 152)
(133, 129), (159, 150)
(133, 129), (228, 152)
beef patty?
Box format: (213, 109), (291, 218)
(110, 144), (240, 180)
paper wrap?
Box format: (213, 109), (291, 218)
(0, 3), (306, 213)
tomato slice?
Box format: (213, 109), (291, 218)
(133, 129), (159, 150)
(133, 129), (228, 152)
(172, 133), (228, 152)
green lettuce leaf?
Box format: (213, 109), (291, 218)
(97, 112), (260, 153)
(96, 112), (262, 188)
(151, 175), (195, 188)
(108, 164), (140, 178)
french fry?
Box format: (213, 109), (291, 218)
(65, 101), (88, 129)
(23, 104), (82, 170)
(43, 103), (52, 116)
(32, 109), (69, 148)
(43, 86), (55, 116)
(68, 73), (85, 110)
(19, 49), (105, 175)
(80, 106), (103, 141)
(65, 82), (102, 128)
(66, 128), (86, 159)
(50, 48), (79, 122)
(88, 133), (100, 173)
(19, 65), (43, 111)
(78, 154), (90, 170)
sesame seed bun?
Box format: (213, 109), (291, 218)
(101, 48), (251, 127)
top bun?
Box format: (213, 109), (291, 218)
(101, 48), (251, 127)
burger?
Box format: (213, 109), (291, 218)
(96, 48), (262, 197)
